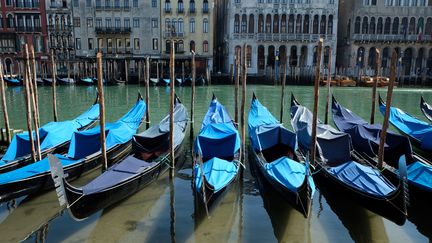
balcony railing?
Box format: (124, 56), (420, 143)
(95, 27), (132, 34)
(96, 47), (133, 55)
(351, 33), (432, 42)
(246, 33), (331, 42)
(15, 2), (40, 8)
(164, 32), (184, 38)
(48, 24), (73, 32)
(16, 26), (42, 32)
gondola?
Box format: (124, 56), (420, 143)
(379, 95), (432, 152)
(77, 77), (95, 86)
(0, 94), (146, 202)
(248, 94), (315, 217)
(42, 78), (54, 85)
(48, 96), (187, 220)
(35, 77), (44, 85)
(332, 96), (432, 204)
(0, 95), (100, 173)
(290, 94), (407, 225)
(109, 78), (126, 85)
(3, 77), (21, 86)
(149, 78), (158, 86)
(57, 77), (75, 85)
(157, 78), (170, 86)
(193, 94), (241, 210)
(420, 96), (432, 123)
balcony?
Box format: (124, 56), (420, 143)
(164, 31), (184, 38)
(15, 2), (40, 8)
(351, 34), (432, 42)
(96, 47), (133, 55)
(0, 47), (17, 54)
(251, 33), (327, 42)
(95, 27), (132, 34)
(48, 24), (73, 32)
(16, 26), (42, 32)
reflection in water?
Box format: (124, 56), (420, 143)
(408, 201), (432, 241)
(317, 181), (389, 243)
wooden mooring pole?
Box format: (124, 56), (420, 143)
(169, 41), (175, 179)
(145, 56), (151, 129)
(190, 51), (196, 138)
(96, 52), (108, 170)
(50, 49), (58, 122)
(378, 51), (397, 169)
(280, 64), (286, 122)
(311, 39), (323, 163)
(30, 46), (40, 128)
(23, 44), (36, 162)
(371, 49), (380, 124)
(324, 48), (332, 125)
(29, 46), (41, 160)
(235, 49), (240, 124)
(0, 60), (11, 143)
(240, 44), (247, 163)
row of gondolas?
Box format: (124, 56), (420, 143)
(0, 92), (431, 226)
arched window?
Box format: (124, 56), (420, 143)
(189, 0), (195, 11)
(281, 14), (287, 33)
(165, 0), (171, 11)
(354, 16), (361, 34)
(7, 14), (13, 28)
(288, 14), (294, 33)
(189, 18), (195, 33)
(266, 14), (271, 33)
(203, 18), (208, 33)
(190, 40), (195, 52)
(409, 17), (416, 34)
(384, 17), (391, 34)
(377, 17), (383, 34)
(234, 14), (239, 33)
(362, 16), (368, 34)
(273, 14), (279, 33)
(246, 45), (252, 67)
(401, 17), (408, 35)
(178, 0), (183, 12)
(178, 18), (184, 33)
(320, 15), (326, 34)
(303, 15), (309, 34)
(248, 14), (254, 33)
(258, 14), (264, 33)
(296, 14), (302, 33)
(176, 40), (184, 52)
(172, 18), (177, 32)
(0, 15), (3, 29)
(369, 17), (375, 34)
(313, 15), (319, 34)
(258, 45), (265, 70)
(165, 18), (171, 32)
(392, 17), (399, 34)
(327, 15), (333, 34)
(426, 18), (432, 35)
(241, 14), (247, 33)
(417, 17), (424, 34)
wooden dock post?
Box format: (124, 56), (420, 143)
(240, 43), (247, 163)
(206, 66), (211, 85)
(96, 52), (108, 170)
(125, 60), (128, 83)
(182, 62), (185, 85)
(50, 49), (58, 122)
(324, 48), (332, 125)
(234, 49), (240, 124)
(0, 60), (11, 143)
(378, 51), (397, 169)
(138, 60), (141, 86)
(190, 51), (196, 138)
(280, 64), (286, 122)
(230, 64), (234, 84)
(23, 44), (37, 162)
(169, 41), (175, 179)
(29, 46), (41, 160)
(30, 46), (40, 128)
(371, 49), (380, 124)
(145, 56), (151, 129)
(156, 61), (160, 82)
(311, 39), (323, 163)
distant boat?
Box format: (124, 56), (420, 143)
(149, 78), (158, 86)
(108, 78), (126, 85)
(420, 96), (432, 123)
(49, 96), (188, 220)
(77, 77), (95, 86)
(3, 77), (21, 86)
(42, 78), (54, 85)
(0, 94), (146, 202)
(0, 95), (100, 174)
(193, 95), (241, 210)
(248, 94), (315, 217)
(36, 77), (44, 85)
(57, 77), (75, 85)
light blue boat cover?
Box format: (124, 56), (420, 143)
(0, 102), (100, 164)
(194, 98), (240, 159)
(81, 77), (93, 83)
(194, 157), (239, 193)
(0, 98), (145, 184)
(398, 155), (432, 192)
(249, 98), (314, 194)
(328, 161), (396, 197)
(379, 102), (432, 150)
(163, 79), (170, 84)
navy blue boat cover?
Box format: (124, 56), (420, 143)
(0, 101), (100, 164)
(248, 97), (315, 195)
(0, 98), (145, 184)
(379, 101), (432, 150)
(194, 98), (240, 193)
(332, 98), (412, 164)
(291, 102), (396, 198)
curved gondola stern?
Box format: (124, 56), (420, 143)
(420, 96), (432, 122)
(137, 91), (143, 101)
(93, 92), (100, 105)
(291, 93), (300, 107)
(378, 93), (385, 107)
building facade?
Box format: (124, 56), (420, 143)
(337, 0), (432, 84)
(160, 0), (214, 75)
(71, 0), (160, 79)
(46, 0), (74, 77)
(224, 0), (338, 79)
(0, 0), (49, 75)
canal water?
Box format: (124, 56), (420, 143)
(0, 84), (431, 242)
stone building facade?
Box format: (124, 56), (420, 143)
(337, 0), (432, 84)
(224, 0), (338, 79)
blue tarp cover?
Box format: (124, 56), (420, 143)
(264, 157), (316, 195)
(380, 102), (432, 150)
(404, 161), (432, 192)
(0, 102), (99, 164)
(81, 78), (93, 83)
(194, 99), (240, 159)
(0, 98), (145, 185)
(194, 157), (239, 193)
(328, 161), (396, 197)
(332, 99), (412, 162)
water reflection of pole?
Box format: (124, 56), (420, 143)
(145, 56), (151, 129)
(324, 48), (332, 125)
(169, 179), (176, 243)
(280, 64), (286, 122)
(311, 39), (323, 163)
(370, 49), (380, 124)
(190, 51), (196, 138)
(23, 44), (37, 162)
(0, 59), (11, 143)
(36, 223), (49, 243)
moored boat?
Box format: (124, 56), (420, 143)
(0, 94), (146, 202)
(3, 77), (21, 86)
(57, 77), (75, 85)
(49, 96), (188, 220)
(77, 77), (95, 86)
(420, 96), (432, 123)
(248, 94), (315, 217)
(291, 94), (408, 225)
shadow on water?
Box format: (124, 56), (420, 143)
(407, 200), (432, 241)
(316, 178), (389, 243)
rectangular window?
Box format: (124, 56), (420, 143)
(86, 0), (91, 7)
(76, 38), (81, 50)
(133, 0), (137, 7)
(87, 18), (93, 27)
(115, 18), (121, 28)
(73, 0), (78, 7)
(125, 38), (130, 48)
(152, 38), (158, 50)
(190, 19), (195, 33)
(134, 38), (140, 50)
(107, 38), (112, 52)
(152, 0), (156, 7)
(203, 41), (208, 52)
(96, 18), (102, 27)
(151, 18), (158, 28)
(97, 38), (103, 49)
(124, 18), (130, 28)
(116, 38), (122, 50)
(88, 38), (93, 50)
(106, 18), (112, 28)
(124, 0), (129, 7)
(105, 0), (110, 8)
(73, 17), (80, 27)
(133, 18), (139, 28)
(203, 19), (208, 33)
